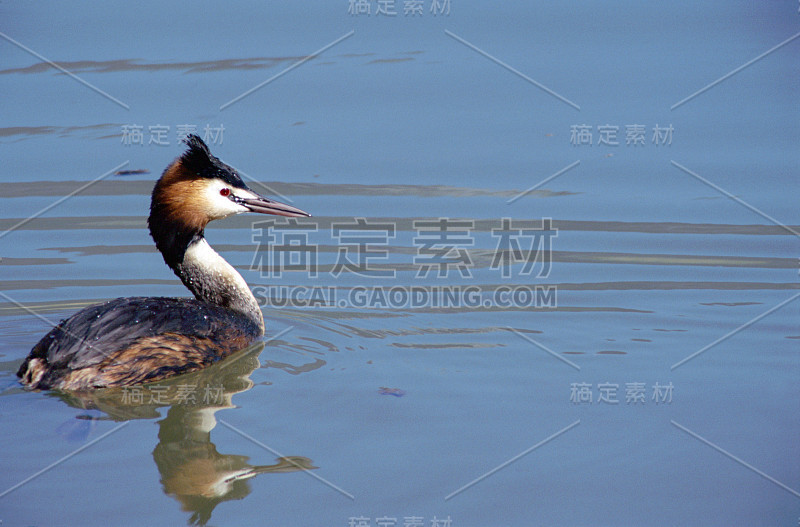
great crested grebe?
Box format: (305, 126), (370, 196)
(18, 135), (309, 391)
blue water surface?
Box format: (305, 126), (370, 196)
(1, 2), (798, 526)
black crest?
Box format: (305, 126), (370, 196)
(180, 134), (248, 189)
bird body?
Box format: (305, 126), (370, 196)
(18, 135), (309, 390)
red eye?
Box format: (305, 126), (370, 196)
(220, 188), (231, 197)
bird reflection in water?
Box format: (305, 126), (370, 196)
(54, 341), (316, 526)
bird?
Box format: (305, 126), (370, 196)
(17, 135), (310, 391)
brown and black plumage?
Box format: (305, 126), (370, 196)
(18, 135), (310, 391)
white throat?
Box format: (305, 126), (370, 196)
(178, 237), (264, 333)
